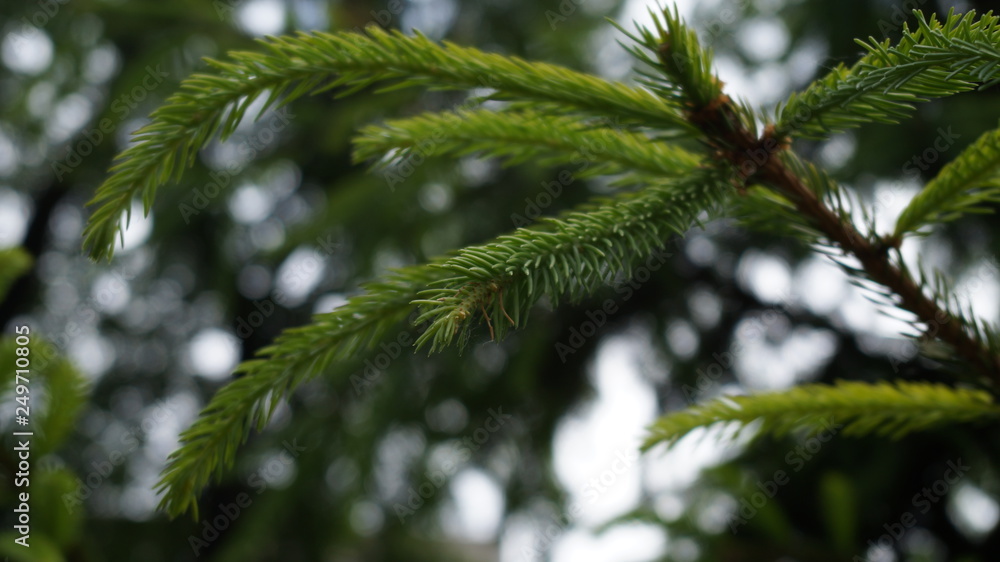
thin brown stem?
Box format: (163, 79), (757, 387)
(690, 97), (1000, 389)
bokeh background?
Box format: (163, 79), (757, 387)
(2, 0), (1000, 560)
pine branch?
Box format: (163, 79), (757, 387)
(157, 172), (728, 517)
(617, 3), (767, 159)
(612, 4), (723, 109)
(82, 26), (696, 261)
(907, 258), (1000, 360)
(412, 172), (729, 352)
(631, 9), (1000, 386)
(156, 265), (443, 518)
(352, 108), (703, 180)
(644, 381), (1000, 450)
(776, 10), (1000, 140)
(759, 142), (1000, 386)
(157, 176), (728, 518)
(894, 123), (1000, 237)
(128, 3), (1000, 522)
(732, 150), (847, 240)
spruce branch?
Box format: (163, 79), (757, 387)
(907, 258), (1000, 361)
(156, 174), (728, 517)
(643, 381), (1000, 450)
(754, 145), (1000, 385)
(156, 264), (443, 518)
(124, 3), (1000, 522)
(621, 5), (758, 145)
(413, 173), (730, 352)
(613, 5), (723, 109)
(894, 123), (1000, 237)
(635, 10), (1000, 387)
(82, 26), (696, 261)
(352, 109), (702, 180)
(776, 10), (1000, 139)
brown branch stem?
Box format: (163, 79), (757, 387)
(693, 98), (1000, 389)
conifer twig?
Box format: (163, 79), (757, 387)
(688, 90), (1000, 388)
(644, 380), (1000, 450)
(631, 6), (1000, 386)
